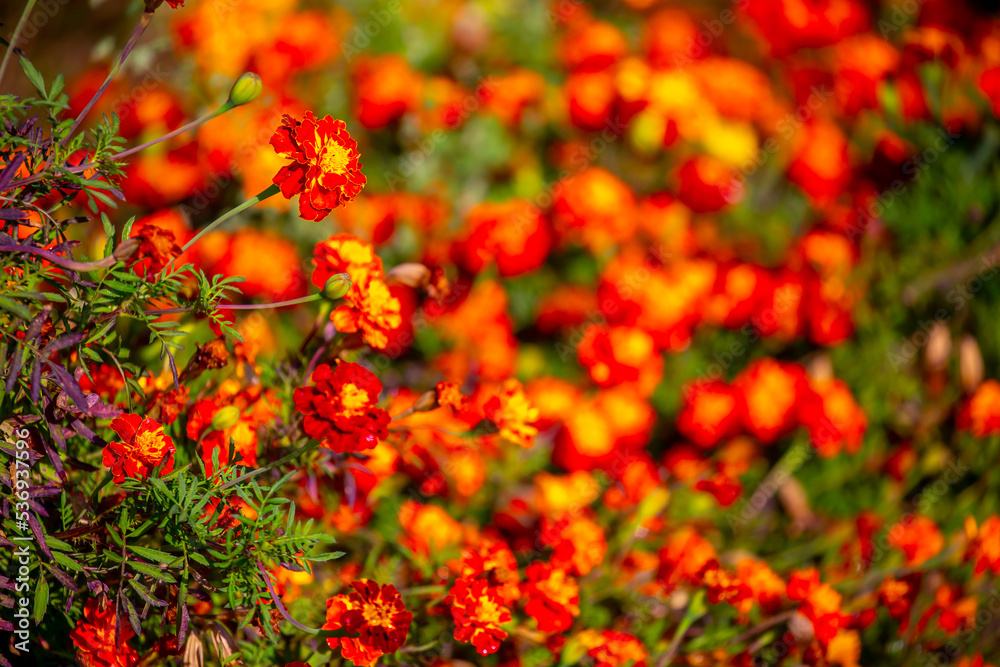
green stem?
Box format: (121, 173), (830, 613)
(114, 104), (232, 161)
(0, 0), (37, 90)
(160, 183), (280, 276)
(215, 439), (321, 492)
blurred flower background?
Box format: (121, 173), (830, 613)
(6, 0), (1000, 665)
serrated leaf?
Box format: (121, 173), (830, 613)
(18, 57), (44, 93)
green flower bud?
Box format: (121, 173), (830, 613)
(322, 273), (352, 301)
(227, 73), (263, 108)
(211, 405), (241, 432)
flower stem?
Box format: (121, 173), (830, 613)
(64, 11), (153, 141)
(0, 0), (38, 90)
(143, 293), (321, 316)
(0, 244), (117, 272)
(160, 183), (280, 276)
(112, 104), (233, 162)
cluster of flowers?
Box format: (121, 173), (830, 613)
(8, 0), (1000, 665)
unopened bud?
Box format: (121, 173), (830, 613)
(321, 273), (352, 300)
(227, 73), (263, 108)
(211, 405), (241, 432)
(412, 390), (438, 413)
(960, 335), (984, 394)
(113, 238), (141, 262)
(924, 322), (951, 372)
(386, 263), (431, 288)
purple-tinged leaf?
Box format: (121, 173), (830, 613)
(122, 593), (142, 637)
(46, 361), (88, 413)
(26, 514), (53, 561)
(41, 331), (85, 355)
(0, 209), (27, 220)
(26, 485), (62, 499)
(72, 418), (110, 445)
(30, 357), (41, 404)
(0, 154), (26, 191)
(0, 620), (12, 632)
(46, 565), (75, 589)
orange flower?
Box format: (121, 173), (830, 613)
(293, 362), (390, 453)
(323, 581), (410, 667)
(484, 379), (540, 448)
(457, 538), (521, 605)
(70, 598), (138, 667)
(701, 560), (752, 609)
(542, 512), (607, 576)
(522, 563), (580, 633)
(331, 277), (402, 350)
(270, 111), (366, 221)
(576, 629), (648, 667)
(436, 381), (471, 413)
(888, 515), (944, 567)
(103, 414), (175, 484)
(311, 233), (385, 295)
(800, 377), (867, 457)
(449, 576), (512, 656)
(658, 527), (717, 593)
(965, 516), (1000, 575)
(735, 359), (805, 443)
(129, 221), (181, 280)
(958, 380), (1000, 437)
(677, 380), (741, 448)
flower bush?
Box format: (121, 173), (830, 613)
(3, 0), (1000, 666)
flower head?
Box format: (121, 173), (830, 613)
(271, 111), (366, 221)
(449, 576), (512, 656)
(484, 378), (540, 448)
(294, 362), (390, 453)
(323, 580), (412, 667)
(70, 598), (139, 667)
(328, 580), (412, 656)
(522, 563), (580, 633)
(103, 414), (175, 484)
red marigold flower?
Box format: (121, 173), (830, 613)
(700, 560), (752, 609)
(270, 111), (366, 221)
(522, 563), (580, 633)
(333, 580), (413, 654)
(103, 414), (175, 484)
(449, 577), (512, 656)
(458, 538), (521, 605)
(70, 598), (139, 667)
(293, 362), (390, 453)
(576, 629), (649, 667)
(484, 378), (540, 448)
(130, 221), (181, 280)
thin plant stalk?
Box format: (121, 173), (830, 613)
(63, 11), (153, 140)
(0, 0), (38, 90)
(159, 183), (280, 276)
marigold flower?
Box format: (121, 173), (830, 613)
(965, 515), (1000, 575)
(542, 513), (608, 576)
(522, 563), (581, 633)
(436, 381), (471, 413)
(576, 629), (648, 667)
(331, 277), (402, 350)
(677, 380), (741, 448)
(294, 362), (390, 453)
(958, 379), (1000, 437)
(484, 378), (540, 448)
(130, 221), (181, 280)
(449, 576), (512, 656)
(270, 111), (366, 221)
(888, 515), (944, 567)
(337, 580), (413, 653)
(457, 538), (521, 605)
(70, 598), (138, 667)
(323, 585), (400, 667)
(103, 414), (175, 484)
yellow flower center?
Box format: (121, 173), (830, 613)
(361, 601), (395, 628)
(133, 428), (163, 458)
(476, 597), (504, 625)
(319, 139), (351, 175)
(340, 383), (370, 416)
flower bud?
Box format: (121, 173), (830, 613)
(211, 405), (241, 432)
(412, 390), (438, 413)
(113, 237), (141, 262)
(321, 273), (352, 300)
(227, 73), (263, 108)
(960, 335), (983, 394)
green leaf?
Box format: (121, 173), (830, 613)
(51, 552), (83, 573)
(0, 296), (31, 320)
(126, 560), (177, 583)
(188, 552), (210, 567)
(18, 57), (44, 93)
(128, 578), (168, 608)
(33, 574), (48, 625)
(44, 535), (73, 552)
(128, 545), (177, 565)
